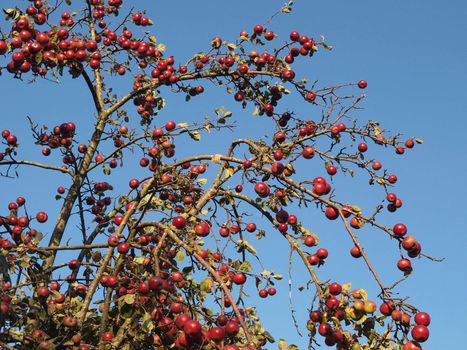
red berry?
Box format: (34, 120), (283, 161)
(411, 325), (429, 343)
(393, 223), (407, 237)
(357, 80), (368, 89)
(358, 143), (368, 152)
(36, 212), (48, 223)
(414, 312), (431, 326)
(173, 216), (187, 229)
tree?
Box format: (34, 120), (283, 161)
(0, 1), (433, 349)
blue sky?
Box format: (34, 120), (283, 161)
(1, 0), (466, 349)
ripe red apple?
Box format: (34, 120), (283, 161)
(173, 216), (187, 229)
(393, 223), (407, 237)
(357, 80), (368, 89)
(414, 312), (431, 326)
(183, 320), (202, 336)
(254, 182), (270, 198)
(36, 212), (48, 223)
(411, 325), (429, 342)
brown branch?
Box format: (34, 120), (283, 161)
(339, 211), (390, 298)
(0, 160), (72, 174)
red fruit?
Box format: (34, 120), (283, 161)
(165, 121), (176, 130)
(264, 30), (275, 40)
(224, 346), (239, 350)
(358, 142), (368, 152)
(37, 287), (50, 298)
(288, 214), (298, 225)
(379, 302), (394, 316)
(372, 161), (382, 170)
(318, 322), (332, 336)
(393, 223), (407, 237)
(6, 135), (17, 145)
(253, 25), (264, 34)
(402, 236), (417, 250)
(302, 146), (315, 159)
(357, 80), (368, 89)
(102, 331), (113, 342)
(310, 310), (322, 322)
(305, 91), (317, 102)
(259, 289), (268, 298)
(210, 327), (225, 341)
(225, 320), (239, 336)
(0, 41), (7, 55)
(325, 207), (338, 220)
(232, 272), (246, 285)
(107, 236), (119, 247)
(414, 312), (431, 326)
(129, 178), (139, 188)
(36, 212), (48, 223)
(267, 287), (277, 295)
(290, 31), (300, 41)
(388, 174), (398, 183)
(326, 296), (339, 309)
(326, 165), (337, 175)
(246, 223), (256, 232)
(403, 341), (422, 350)
(117, 242), (130, 254)
(254, 182), (270, 198)
(307, 255), (319, 265)
(275, 210), (289, 223)
(411, 325), (429, 342)
(316, 248), (328, 259)
(303, 235), (316, 247)
(175, 313), (191, 328)
(194, 223), (209, 237)
(184, 320), (202, 336)
(397, 258), (412, 272)
(68, 259), (80, 270)
(329, 282), (342, 295)
(173, 216), (187, 229)
(281, 69), (295, 81)
(405, 139), (415, 148)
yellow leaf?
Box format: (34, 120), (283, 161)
(177, 122), (189, 128)
(189, 131), (201, 141)
(157, 43), (166, 51)
(212, 154), (222, 164)
(175, 250), (184, 262)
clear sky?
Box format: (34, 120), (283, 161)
(1, 0), (466, 349)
